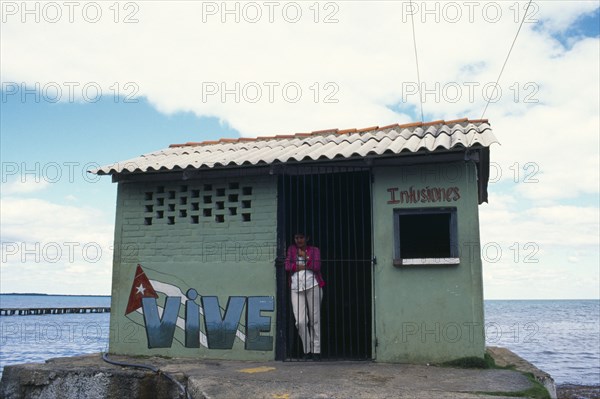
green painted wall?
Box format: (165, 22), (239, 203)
(372, 162), (485, 363)
(108, 161), (486, 363)
(109, 175), (278, 360)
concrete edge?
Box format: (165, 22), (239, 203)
(1, 348), (557, 399)
(487, 346), (557, 399)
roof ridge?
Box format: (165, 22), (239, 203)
(168, 118), (488, 148)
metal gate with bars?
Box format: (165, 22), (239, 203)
(275, 165), (373, 361)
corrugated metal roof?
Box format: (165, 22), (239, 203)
(92, 118), (498, 175)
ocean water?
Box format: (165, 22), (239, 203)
(0, 295), (111, 379)
(484, 299), (600, 386)
(0, 296), (598, 387)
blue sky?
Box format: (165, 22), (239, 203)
(548, 5), (599, 45)
(1, 97), (234, 220)
(1, 0), (598, 298)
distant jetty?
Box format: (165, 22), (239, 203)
(0, 307), (111, 316)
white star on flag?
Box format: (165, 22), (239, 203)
(126, 265), (159, 315)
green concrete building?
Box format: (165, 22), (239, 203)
(94, 118), (498, 363)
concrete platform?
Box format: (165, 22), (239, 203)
(0, 348), (553, 399)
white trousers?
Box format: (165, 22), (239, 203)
(291, 286), (322, 354)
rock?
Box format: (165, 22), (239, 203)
(0, 355), (182, 399)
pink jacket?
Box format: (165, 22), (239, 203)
(285, 245), (325, 287)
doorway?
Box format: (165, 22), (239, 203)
(275, 166), (373, 361)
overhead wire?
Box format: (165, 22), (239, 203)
(481, 0), (534, 119)
(408, 0), (533, 121)
(408, 0), (424, 122)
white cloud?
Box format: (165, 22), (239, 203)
(1, 179), (50, 195)
(481, 200), (599, 248)
(487, 38), (600, 199)
(480, 194), (599, 298)
(2, 2), (597, 134)
(0, 197), (111, 243)
(483, 259), (600, 299)
(0, 196), (114, 294)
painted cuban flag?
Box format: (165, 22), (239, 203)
(124, 264), (246, 349)
(125, 264), (159, 315)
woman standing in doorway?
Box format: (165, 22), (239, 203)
(285, 232), (325, 360)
